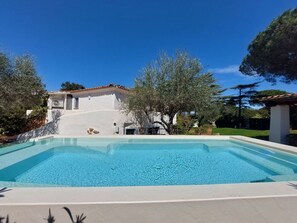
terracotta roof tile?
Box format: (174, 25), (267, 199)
(260, 93), (297, 105)
(260, 93), (297, 101)
(48, 84), (129, 95)
(69, 84), (129, 93)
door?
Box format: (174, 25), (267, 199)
(66, 95), (73, 110)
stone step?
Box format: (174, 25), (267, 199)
(266, 174), (297, 182)
(228, 147), (295, 175)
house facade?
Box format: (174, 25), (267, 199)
(48, 84), (127, 112)
(46, 84), (168, 135)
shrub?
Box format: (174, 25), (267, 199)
(24, 106), (47, 131)
(187, 124), (213, 135)
(0, 109), (27, 135)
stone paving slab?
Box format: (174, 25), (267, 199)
(1, 196), (297, 223)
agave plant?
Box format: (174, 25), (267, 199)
(63, 207), (87, 223)
(0, 216), (6, 223)
(45, 209), (55, 223)
(0, 188), (11, 198)
(0, 205), (87, 223)
(0, 215), (14, 223)
(288, 182), (297, 189)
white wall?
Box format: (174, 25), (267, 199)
(56, 111), (169, 136)
(269, 105), (290, 143)
(46, 90), (132, 136)
(17, 121), (59, 141)
(71, 91), (116, 111)
(57, 110), (134, 135)
(48, 89), (129, 112)
(114, 92), (128, 110)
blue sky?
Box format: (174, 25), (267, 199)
(0, 0), (296, 95)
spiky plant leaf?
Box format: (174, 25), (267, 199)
(63, 207), (75, 223)
(63, 207), (87, 223)
(76, 213), (87, 223)
(5, 215), (9, 223)
(0, 188), (11, 197)
(45, 209), (55, 223)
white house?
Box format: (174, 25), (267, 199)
(48, 84), (127, 112)
(46, 84), (168, 136)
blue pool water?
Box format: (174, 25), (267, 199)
(0, 138), (297, 187)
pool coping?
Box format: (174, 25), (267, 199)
(1, 135), (297, 205)
(1, 181), (297, 206)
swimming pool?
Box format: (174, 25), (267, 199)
(0, 136), (297, 187)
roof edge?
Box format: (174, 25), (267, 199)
(48, 84), (130, 95)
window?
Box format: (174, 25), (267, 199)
(74, 98), (79, 109)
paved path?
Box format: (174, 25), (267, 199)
(1, 196), (297, 223)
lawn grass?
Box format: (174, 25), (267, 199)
(212, 128), (269, 140)
(213, 128), (297, 142)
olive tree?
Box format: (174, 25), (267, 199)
(0, 52), (46, 134)
(126, 51), (220, 134)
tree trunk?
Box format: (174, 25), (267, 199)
(156, 115), (174, 135)
(166, 117), (174, 135)
(238, 89), (242, 128)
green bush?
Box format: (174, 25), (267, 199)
(0, 107), (47, 136)
(187, 124), (213, 135)
(24, 107), (47, 132)
(199, 124), (213, 135)
(0, 109), (27, 135)
(176, 114), (196, 134)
